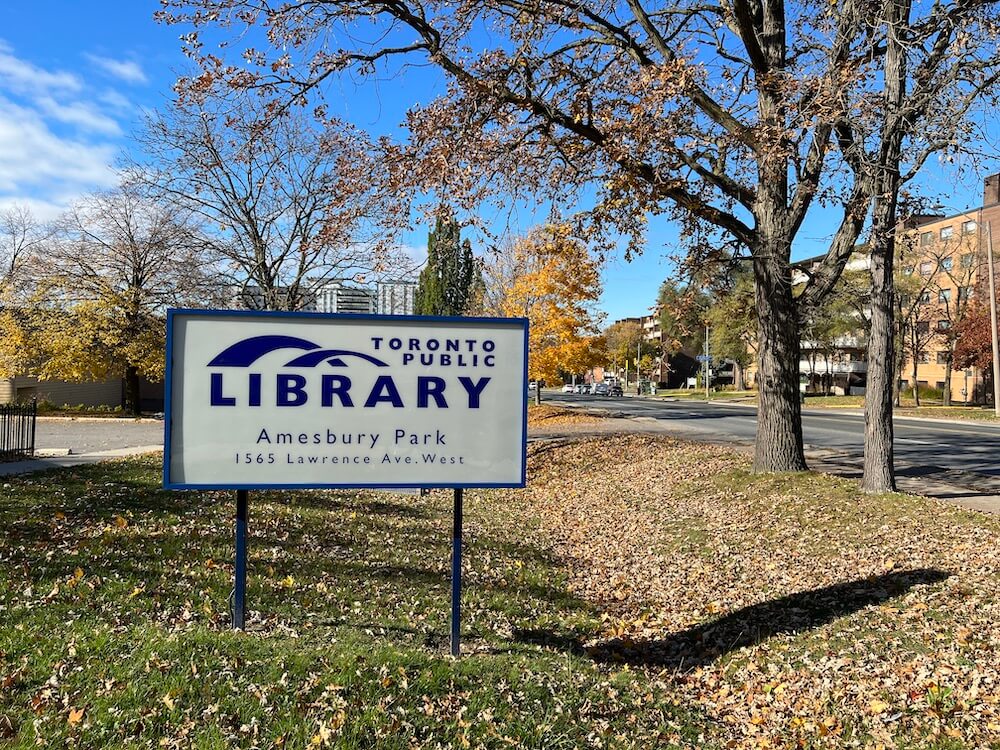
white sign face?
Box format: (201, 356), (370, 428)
(164, 310), (528, 489)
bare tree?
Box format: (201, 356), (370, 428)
(0, 205), (47, 304)
(137, 88), (409, 311)
(34, 182), (216, 413)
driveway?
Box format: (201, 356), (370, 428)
(34, 417), (164, 454)
(1, 417), (164, 476)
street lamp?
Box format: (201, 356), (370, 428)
(986, 222), (1000, 415)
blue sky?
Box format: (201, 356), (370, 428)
(1, 1), (996, 324)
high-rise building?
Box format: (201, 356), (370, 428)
(307, 281), (376, 314)
(376, 280), (417, 315)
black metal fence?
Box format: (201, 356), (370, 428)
(0, 399), (36, 461)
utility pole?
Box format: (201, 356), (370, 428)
(637, 337), (641, 394)
(987, 222), (1000, 416)
(704, 324), (710, 400)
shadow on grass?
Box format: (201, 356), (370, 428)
(517, 568), (950, 671)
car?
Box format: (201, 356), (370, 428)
(592, 383), (609, 396)
(528, 381), (537, 390)
(574, 383), (587, 394)
(561, 383), (574, 393)
(609, 384), (623, 397)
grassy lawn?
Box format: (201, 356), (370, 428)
(2, 436), (999, 748)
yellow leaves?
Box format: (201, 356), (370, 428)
(67, 707), (84, 726)
(114, 515), (128, 529)
(499, 223), (604, 384)
(161, 693), (176, 711)
(281, 575), (296, 589)
(867, 698), (891, 715)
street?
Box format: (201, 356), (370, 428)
(549, 393), (1000, 490)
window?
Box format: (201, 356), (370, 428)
(937, 352), (950, 364)
(940, 257), (953, 271)
(959, 286), (974, 301)
(916, 321), (930, 334)
(920, 290), (931, 304)
(963, 220), (977, 235)
(960, 253), (975, 268)
(920, 232), (933, 246)
(936, 381), (946, 390)
(940, 226), (954, 240)
(938, 289), (951, 303)
(918, 352), (930, 364)
(937, 319), (951, 331)
(920, 261), (933, 275)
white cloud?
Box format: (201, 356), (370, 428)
(0, 98), (118, 199)
(85, 54), (147, 85)
(0, 42), (127, 216)
(35, 96), (122, 136)
(0, 41), (81, 94)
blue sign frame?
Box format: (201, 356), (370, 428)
(163, 308), (529, 491)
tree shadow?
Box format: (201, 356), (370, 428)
(516, 568), (950, 671)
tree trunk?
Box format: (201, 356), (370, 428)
(752, 255), (807, 472)
(734, 361), (745, 391)
(863, 0), (911, 492)
(864, 242), (896, 492)
(943, 349), (953, 406)
(911, 329), (920, 407)
(124, 364), (141, 416)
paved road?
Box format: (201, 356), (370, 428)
(549, 394), (1000, 485)
(34, 418), (164, 454)
(0, 418), (164, 477)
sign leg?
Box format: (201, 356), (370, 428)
(450, 487), (463, 657)
(234, 489), (249, 630)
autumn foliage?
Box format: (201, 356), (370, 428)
(953, 302), (995, 375)
(499, 225), (604, 384)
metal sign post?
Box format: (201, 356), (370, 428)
(233, 489), (249, 630)
(450, 487), (464, 657)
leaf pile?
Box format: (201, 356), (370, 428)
(527, 403), (607, 428)
(495, 435), (1000, 748)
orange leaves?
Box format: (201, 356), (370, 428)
(499, 224), (604, 384)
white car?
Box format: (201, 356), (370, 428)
(561, 383), (574, 393)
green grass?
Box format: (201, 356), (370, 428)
(0, 456), (710, 749)
(652, 389), (756, 401)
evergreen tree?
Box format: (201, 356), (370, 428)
(415, 209), (480, 316)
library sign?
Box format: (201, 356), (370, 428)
(163, 309), (529, 490)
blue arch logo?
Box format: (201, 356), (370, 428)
(208, 335), (389, 368)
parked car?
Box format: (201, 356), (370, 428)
(592, 383), (610, 396)
(560, 383), (574, 393)
(574, 383), (587, 394)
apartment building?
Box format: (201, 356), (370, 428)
(897, 173), (1000, 403)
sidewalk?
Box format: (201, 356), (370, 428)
(0, 445), (163, 477)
